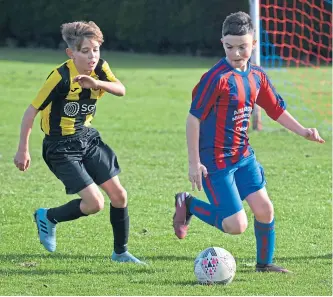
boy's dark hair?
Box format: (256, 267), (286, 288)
(222, 11), (254, 37)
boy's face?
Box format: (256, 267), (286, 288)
(221, 34), (256, 71)
(66, 38), (100, 74)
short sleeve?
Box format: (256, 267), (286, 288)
(256, 72), (286, 120)
(31, 70), (63, 110)
(190, 75), (221, 120)
(100, 61), (117, 82)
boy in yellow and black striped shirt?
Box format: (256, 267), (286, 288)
(14, 21), (145, 264)
(31, 57), (116, 136)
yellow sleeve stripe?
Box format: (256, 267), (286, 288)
(102, 62), (117, 82)
(31, 70), (62, 110)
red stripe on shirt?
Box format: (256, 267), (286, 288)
(248, 72), (258, 106)
(252, 69), (285, 120)
(195, 65), (227, 109)
(251, 69), (264, 85)
(241, 72), (259, 156)
(192, 83), (199, 101)
(202, 82), (220, 120)
(215, 72), (233, 169)
(231, 74), (246, 164)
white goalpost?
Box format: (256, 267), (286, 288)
(249, 0), (262, 130)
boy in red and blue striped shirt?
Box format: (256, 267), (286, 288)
(173, 11), (325, 273)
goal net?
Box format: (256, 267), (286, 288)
(250, 0), (332, 132)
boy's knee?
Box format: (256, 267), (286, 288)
(221, 210), (248, 234)
(254, 201), (274, 223)
(84, 193), (105, 214)
(223, 219), (248, 234)
(90, 198), (105, 214)
(109, 189), (127, 208)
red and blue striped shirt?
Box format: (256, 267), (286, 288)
(190, 58), (286, 171)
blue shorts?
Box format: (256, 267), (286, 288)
(202, 154), (266, 219)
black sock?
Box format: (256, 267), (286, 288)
(47, 199), (88, 224)
(110, 204), (129, 254)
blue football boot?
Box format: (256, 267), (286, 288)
(111, 251), (146, 265)
(34, 208), (56, 252)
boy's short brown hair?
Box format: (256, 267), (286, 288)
(222, 11), (254, 37)
(61, 21), (104, 50)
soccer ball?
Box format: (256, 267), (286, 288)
(194, 247), (236, 285)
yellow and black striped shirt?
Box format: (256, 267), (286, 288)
(31, 59), (116, 136)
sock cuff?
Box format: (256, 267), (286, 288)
(188, 196), (197, 214)
(75, 199), (88, 216)
(254, 218), (275, 230)
(110, 204), (129, 222)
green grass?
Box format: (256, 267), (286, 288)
(0, 48), (331, 296)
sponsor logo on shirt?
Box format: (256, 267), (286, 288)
(63, 101), (96, 117)
(64, 102), (80, 117)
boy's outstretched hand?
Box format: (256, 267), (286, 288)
(304, 128), (325, 143)
(188, 162), (208, 191)
(73, 75), (99, 89)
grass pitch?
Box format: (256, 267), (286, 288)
(0, 48), (331, 295)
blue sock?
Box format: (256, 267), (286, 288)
(189, 197), (225, 232)
(254, 218), (275, 264)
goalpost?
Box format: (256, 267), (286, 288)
(249, 0), (262, 130)
(249, 0), (332, 131)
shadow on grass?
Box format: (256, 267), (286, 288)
(0, 253), (162, 276)
(136, 254), (333, 262)
(0, 266), (160, 276)
(274, 254), (332, 261)
(0, 252), (329, 286)
(0, 253), (106, 261)
(130, 278), (247, 286)
(0, 253), (331, 263)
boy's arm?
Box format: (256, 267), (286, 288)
(14, 105), (39, 171)
(187, 113), (201, 165)
(187, 75), (221, 190)
(72, 75), (126, 96)
(96, 79), (125, 96)
(256, 72), (324, 144)
(276, 110), (325, 143)
(186, 113), (208, 191)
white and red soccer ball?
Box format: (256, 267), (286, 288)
(194, 247), (236, 285)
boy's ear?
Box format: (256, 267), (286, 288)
(220, 38), (223, 44)
(66, 48), (73, 59)
(252, 39), (257, 48)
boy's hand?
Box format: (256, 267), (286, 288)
(14, 150), (31, 171)
(73, 75), (99, 89)
(188, 162), (208, 191)
(303, 128), (325, 143)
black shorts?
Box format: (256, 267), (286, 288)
(42, 128), (121, 194)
